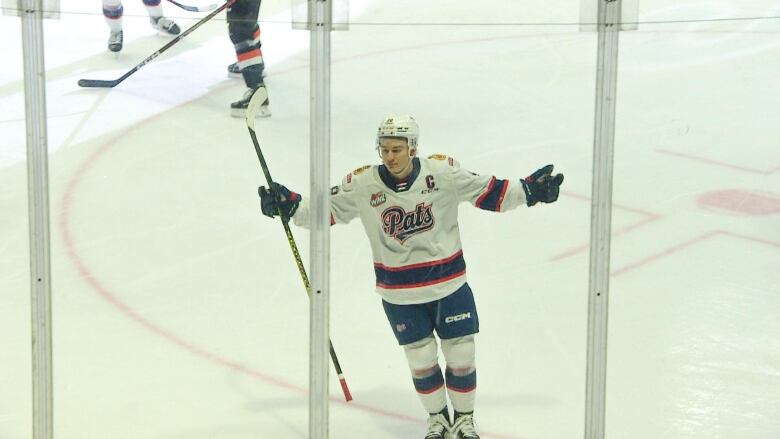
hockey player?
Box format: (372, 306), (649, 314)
(102, 0), (181, 53)
(227, 0), (270, 118)
(257, 115), (564, 439)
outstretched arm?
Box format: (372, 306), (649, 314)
(440, 156), (563, 211)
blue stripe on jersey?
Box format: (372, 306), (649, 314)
(102, 5), (123, 18)
(445, 369), (476, 393)
(413, 369), (445, 394)
(475, 177), (509, 212)
(375, 251), (466, 289)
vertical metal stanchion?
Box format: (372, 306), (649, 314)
(585, 1), (621, 438)
(20, 0), (54, 438)
(309, 0), (332, 437)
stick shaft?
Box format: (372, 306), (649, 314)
(165, 0), (217, 12)
(78, 0), (236, 88)
(247, 125), (352, 402)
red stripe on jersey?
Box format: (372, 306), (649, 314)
(475, 177), (496, 208)
(374, 250), (463, 272)
(376, 270), (465, 290)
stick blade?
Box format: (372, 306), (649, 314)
(78, 78), (119, 88)
(339, 376), (352, 402)
(245, 86), (269, 129)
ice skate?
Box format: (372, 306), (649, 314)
(231, 86), (271, 118)
(150, 16), (181, 35)
(451, 413), (480, 439)
(424, 412), (450, 439)
(107, 30), (123, 53)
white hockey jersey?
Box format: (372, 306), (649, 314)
(292, 155), (529, 305)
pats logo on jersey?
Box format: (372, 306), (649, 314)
(381, 202), (435, 243)
(370, 191), (387, 207)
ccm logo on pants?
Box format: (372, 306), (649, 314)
(444, 312), (471, 324)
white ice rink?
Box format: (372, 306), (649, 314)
(1, 1), (779, 438)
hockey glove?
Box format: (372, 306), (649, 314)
(258, 183), (301, 219)
(521, 164), (564, 206)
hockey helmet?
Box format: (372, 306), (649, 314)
(376, 115), (419, 149)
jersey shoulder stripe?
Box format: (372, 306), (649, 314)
(341, 164), (376, 187)
(427, 153), (458, 168)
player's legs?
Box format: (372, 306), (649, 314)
(143, 0), (181, 35)
(227, 0), (264, 88)
(227, 0), (268, 116)
(435, 283), (480, 438)
(383, 299), (450, 438)
(103, 0), (123, 31)
(102, 0), (124, 52)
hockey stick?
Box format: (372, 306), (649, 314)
(165, 0), (218, 12)
(78, 0), (237, 88)
(245, 88), (353, 402)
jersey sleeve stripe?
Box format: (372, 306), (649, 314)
(475, 177), (509, 212)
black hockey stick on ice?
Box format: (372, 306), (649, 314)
(165, 0), (217, 12)
(245, 88), (353, 402)
(78, 0), (236, 88)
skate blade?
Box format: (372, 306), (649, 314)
(154, 28), (180, 37)
(231, 106), (271, 118)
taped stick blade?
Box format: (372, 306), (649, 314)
(245, 86), (269, 130)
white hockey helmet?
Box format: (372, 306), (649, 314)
(376, 115), (419, 150)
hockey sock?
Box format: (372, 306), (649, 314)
(241, 64), (265, 89)
(143, 0), (163, 18)
(446, 367), (477, 413)
(102, 0), (123, 32)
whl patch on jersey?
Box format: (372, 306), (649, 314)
(381, 202), (435, 243)
(370, 191), (387, 207)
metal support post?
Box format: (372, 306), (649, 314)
(585, 1), (622, 438)
(21, 1), (54, 439)
(309, 0), (333, 438)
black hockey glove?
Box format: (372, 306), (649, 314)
(258, 182), (302, 219)
(521, 164), (564, 206)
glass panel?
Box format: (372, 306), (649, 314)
(607, 1), (780, 438)
(328, 2), (594, 438)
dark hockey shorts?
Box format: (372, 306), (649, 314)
(382, 282), (479, 346)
